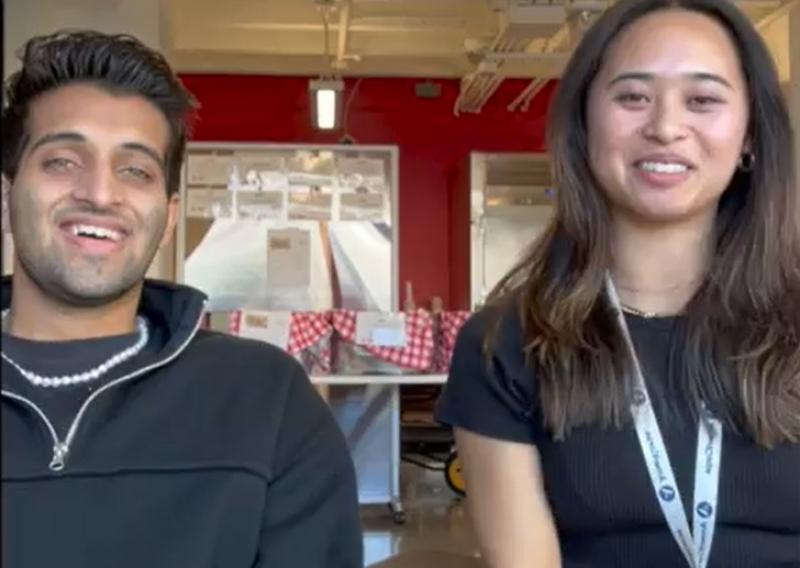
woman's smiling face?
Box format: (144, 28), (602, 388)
(586, 8), (750, 225)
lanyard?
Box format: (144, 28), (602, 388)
(605, 275), (723, 568)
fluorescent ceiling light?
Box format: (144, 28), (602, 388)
(309, 79), (344, 130)
(316, 89), (337, 129)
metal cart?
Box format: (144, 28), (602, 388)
(312, 374), (447, 524)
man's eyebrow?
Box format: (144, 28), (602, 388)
(29, 131), (86, 153)
(28, 132), (165, 171)
(608, 71), (733, 90)
(121, 142), (166, 170)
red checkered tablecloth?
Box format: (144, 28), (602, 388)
(229, 310), (333, 364)
(286, 312), (333, 356)
(435, 311), (472, 372)
(331, 309), (434, 372)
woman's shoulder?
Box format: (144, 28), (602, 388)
(439, 297), (543, 444)
(453, 297), (538, 404)
(459, 298), (530, 367)
(461, 297), (526, 346)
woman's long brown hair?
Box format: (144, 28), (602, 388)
(487, 0), (800, 447)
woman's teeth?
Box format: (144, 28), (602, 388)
(638, 162), (689, 174)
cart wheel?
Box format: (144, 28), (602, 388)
(388, 502), (407, 525)
(445, 451), (466, 496)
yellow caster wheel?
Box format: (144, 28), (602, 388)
(445, 452), (466, 496)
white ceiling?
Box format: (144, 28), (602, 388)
(162, 0), (796, 79)
(164, 0), (508, 77)
(5, 0), (793, 118)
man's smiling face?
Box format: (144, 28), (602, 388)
(8, 82), (179, 306)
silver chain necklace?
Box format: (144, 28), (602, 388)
(0, 310), (149, 388)
(620, 304), (660, 319)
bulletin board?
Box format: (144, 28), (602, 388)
(175, 142), (399, 315)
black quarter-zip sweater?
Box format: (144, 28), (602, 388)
(1, 278), (363, 568)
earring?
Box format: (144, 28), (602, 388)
(738, 152), (755, 172)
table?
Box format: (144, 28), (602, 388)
(310, 374), (448, 523)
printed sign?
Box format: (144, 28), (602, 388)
(266, 228), (311, 288)
(288, 190), (333, 221)
(355, 312), (407, 347)
(237, 191), (284, 220)
(339, 193), (386, 221)
(238, 311), (292, 349)
(187, 153), (233, 186)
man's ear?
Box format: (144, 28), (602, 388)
(160, 192), (180, 249)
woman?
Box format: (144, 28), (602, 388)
(436, 1), (800, 567)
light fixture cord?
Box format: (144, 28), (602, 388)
(319, 4), (333, 77)
(341, 77), (362, 141)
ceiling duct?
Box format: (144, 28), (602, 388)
(500, 3), (567, 45)
(455, 2), (567, 115)
(507, 1), (604, 111)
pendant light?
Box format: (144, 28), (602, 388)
(309, 78), (344, 130)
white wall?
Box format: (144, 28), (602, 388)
(5, 0), (163, 74)
(3, 0), (175, 280)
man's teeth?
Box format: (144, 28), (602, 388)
(71, 224), (122, 242)
(639, 161), (689, 174)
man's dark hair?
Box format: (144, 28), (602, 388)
(2, 30), (197, 197)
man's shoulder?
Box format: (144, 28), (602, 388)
(177, 329), (308, 391)
(192, 328), (295, 358)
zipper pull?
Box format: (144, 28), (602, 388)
(49, 443), (69, 472)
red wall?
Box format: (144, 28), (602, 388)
(180, 74), (555, 308)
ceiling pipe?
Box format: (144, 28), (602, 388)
(335, 0), (353, 70)
(508, 77), (546, 112)
(520, 78), (548, 111)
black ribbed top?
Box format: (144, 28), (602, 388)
(436, 309), (800, 568)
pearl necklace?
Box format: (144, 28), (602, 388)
(0, 310), (149, 388)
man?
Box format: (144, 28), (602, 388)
(1, 31), (362, 567)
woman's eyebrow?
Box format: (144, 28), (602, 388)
(608, 71), (733, 90)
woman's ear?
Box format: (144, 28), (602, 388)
(742, 135), (753, 154)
